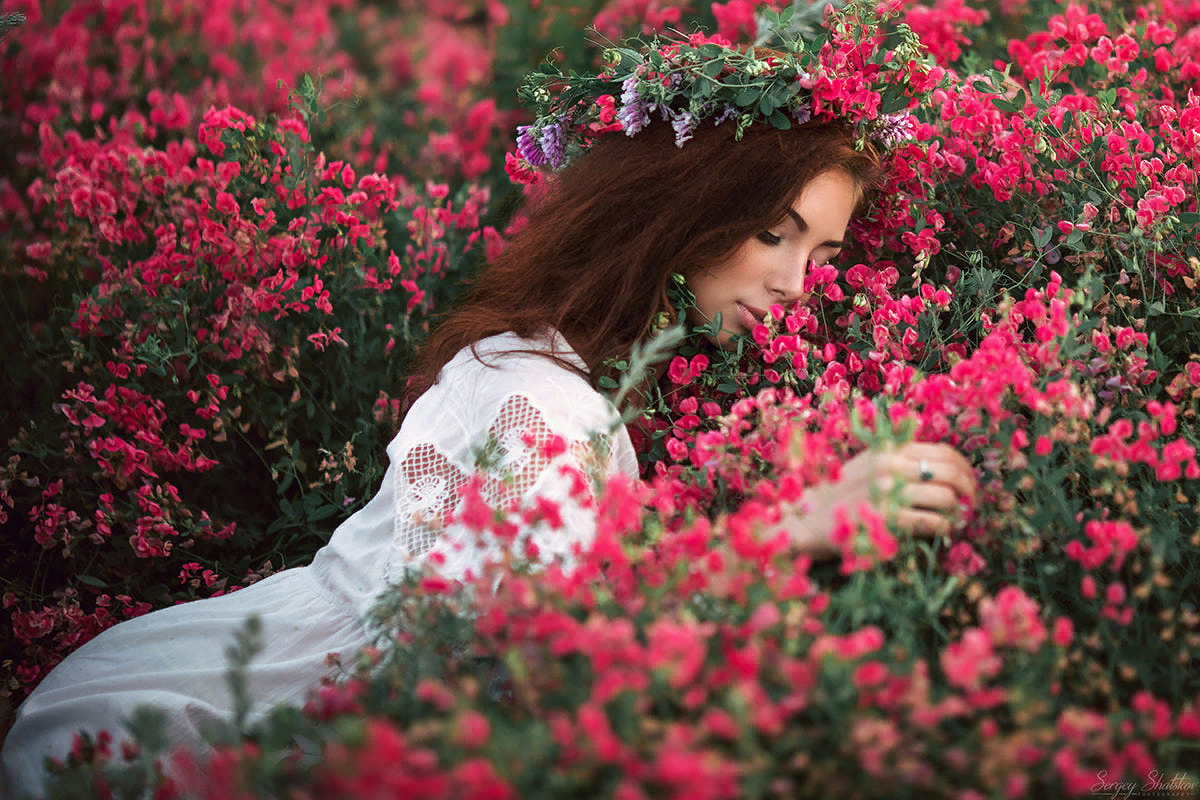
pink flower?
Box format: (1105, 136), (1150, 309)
(941, 628), (1001, 690)
(453, 710), (491, 749)
(25, 240), (52, 261)
(1052, 616), (1073, 646)
(1105, 581), (1126, 605)
(944, 541), (985, 576)
(711, 0), (757, 41)
(667, 356), (691, 384)
(979, 586), (1046, 652)
(215, 191), (238, 216)
(415, 679), (455, 711)
(504, 151), (542, 185)
(853, 660), (889, 689)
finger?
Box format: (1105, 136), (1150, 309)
(901, 482), (959, 513)
(930, 443), (979, 490)
(902, 445), (978, 506)
(894, 508), (953, 538)
(931, 467), (978, 510)
(903, 441), (975, 476)
(865, 451), (905, 493)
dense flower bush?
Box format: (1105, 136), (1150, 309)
(0, 0), (517, 716)
(1, 69), (496, 705)
(3, 0), (1200, 796)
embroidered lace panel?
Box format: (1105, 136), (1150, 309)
(386, 393), (611, 579)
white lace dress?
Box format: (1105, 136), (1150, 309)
(1, 331), (638, 798)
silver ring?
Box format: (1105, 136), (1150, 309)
(919, 459), (935, 482)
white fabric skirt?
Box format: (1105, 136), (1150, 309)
(1, 565), (369, 799)
(0, 330), (639, 799)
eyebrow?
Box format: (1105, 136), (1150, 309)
(787, 208), (845, 249)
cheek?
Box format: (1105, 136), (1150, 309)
(688, 271), (722, 310)
(721, 253), (769, 287)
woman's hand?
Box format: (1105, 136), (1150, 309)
(784, 442), (979, 558)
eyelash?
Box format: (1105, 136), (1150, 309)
(757, 231), (782, 246)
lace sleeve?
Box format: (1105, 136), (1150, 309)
(382, 392), (618, 584)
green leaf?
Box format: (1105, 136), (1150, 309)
(925, 576), (960, 614)
(880, 87), (909, 114)
(707, 312), (724, 337)
(597, 375), (618, 389)
(310, 504), (339, 521)
(734, 87), (759, 107)
(768, 110), (792, 129)
(77, 574), (107, 588)
(1004, 88), (1027, 112)
(1033, 225), (1052, 249)
(767, 82), (791, 104)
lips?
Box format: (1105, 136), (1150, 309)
(735, 302), (767, 330)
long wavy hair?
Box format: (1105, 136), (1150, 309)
(406, 117), (882, 407)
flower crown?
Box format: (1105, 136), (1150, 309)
(508, 3), (941, 184)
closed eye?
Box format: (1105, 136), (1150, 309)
(787, 209), (845, 250)
(757, 231), (782, 246)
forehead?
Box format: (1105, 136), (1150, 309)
(787, 170), (863, 214)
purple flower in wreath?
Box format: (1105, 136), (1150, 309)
(618, 74), (651, 136)
(714, 104), (740, 126)
(791, 101), (812, 125)
(873, 112), (916, 147)
(516, 124), (548, 166)
(671, 111), (697, 147)
(540, 117), (568, 169)
(619, 74), (640, 107)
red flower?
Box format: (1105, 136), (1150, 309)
(941, 628), (1001, 690)
(453, 710), (492, 750)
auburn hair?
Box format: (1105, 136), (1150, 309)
(406, 117), (882, 408)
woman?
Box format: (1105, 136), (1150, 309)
(1, 35), (977, 797)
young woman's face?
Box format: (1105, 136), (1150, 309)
(687, 169), (859, 348)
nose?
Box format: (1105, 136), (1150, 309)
(767, 253), (811, 306)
